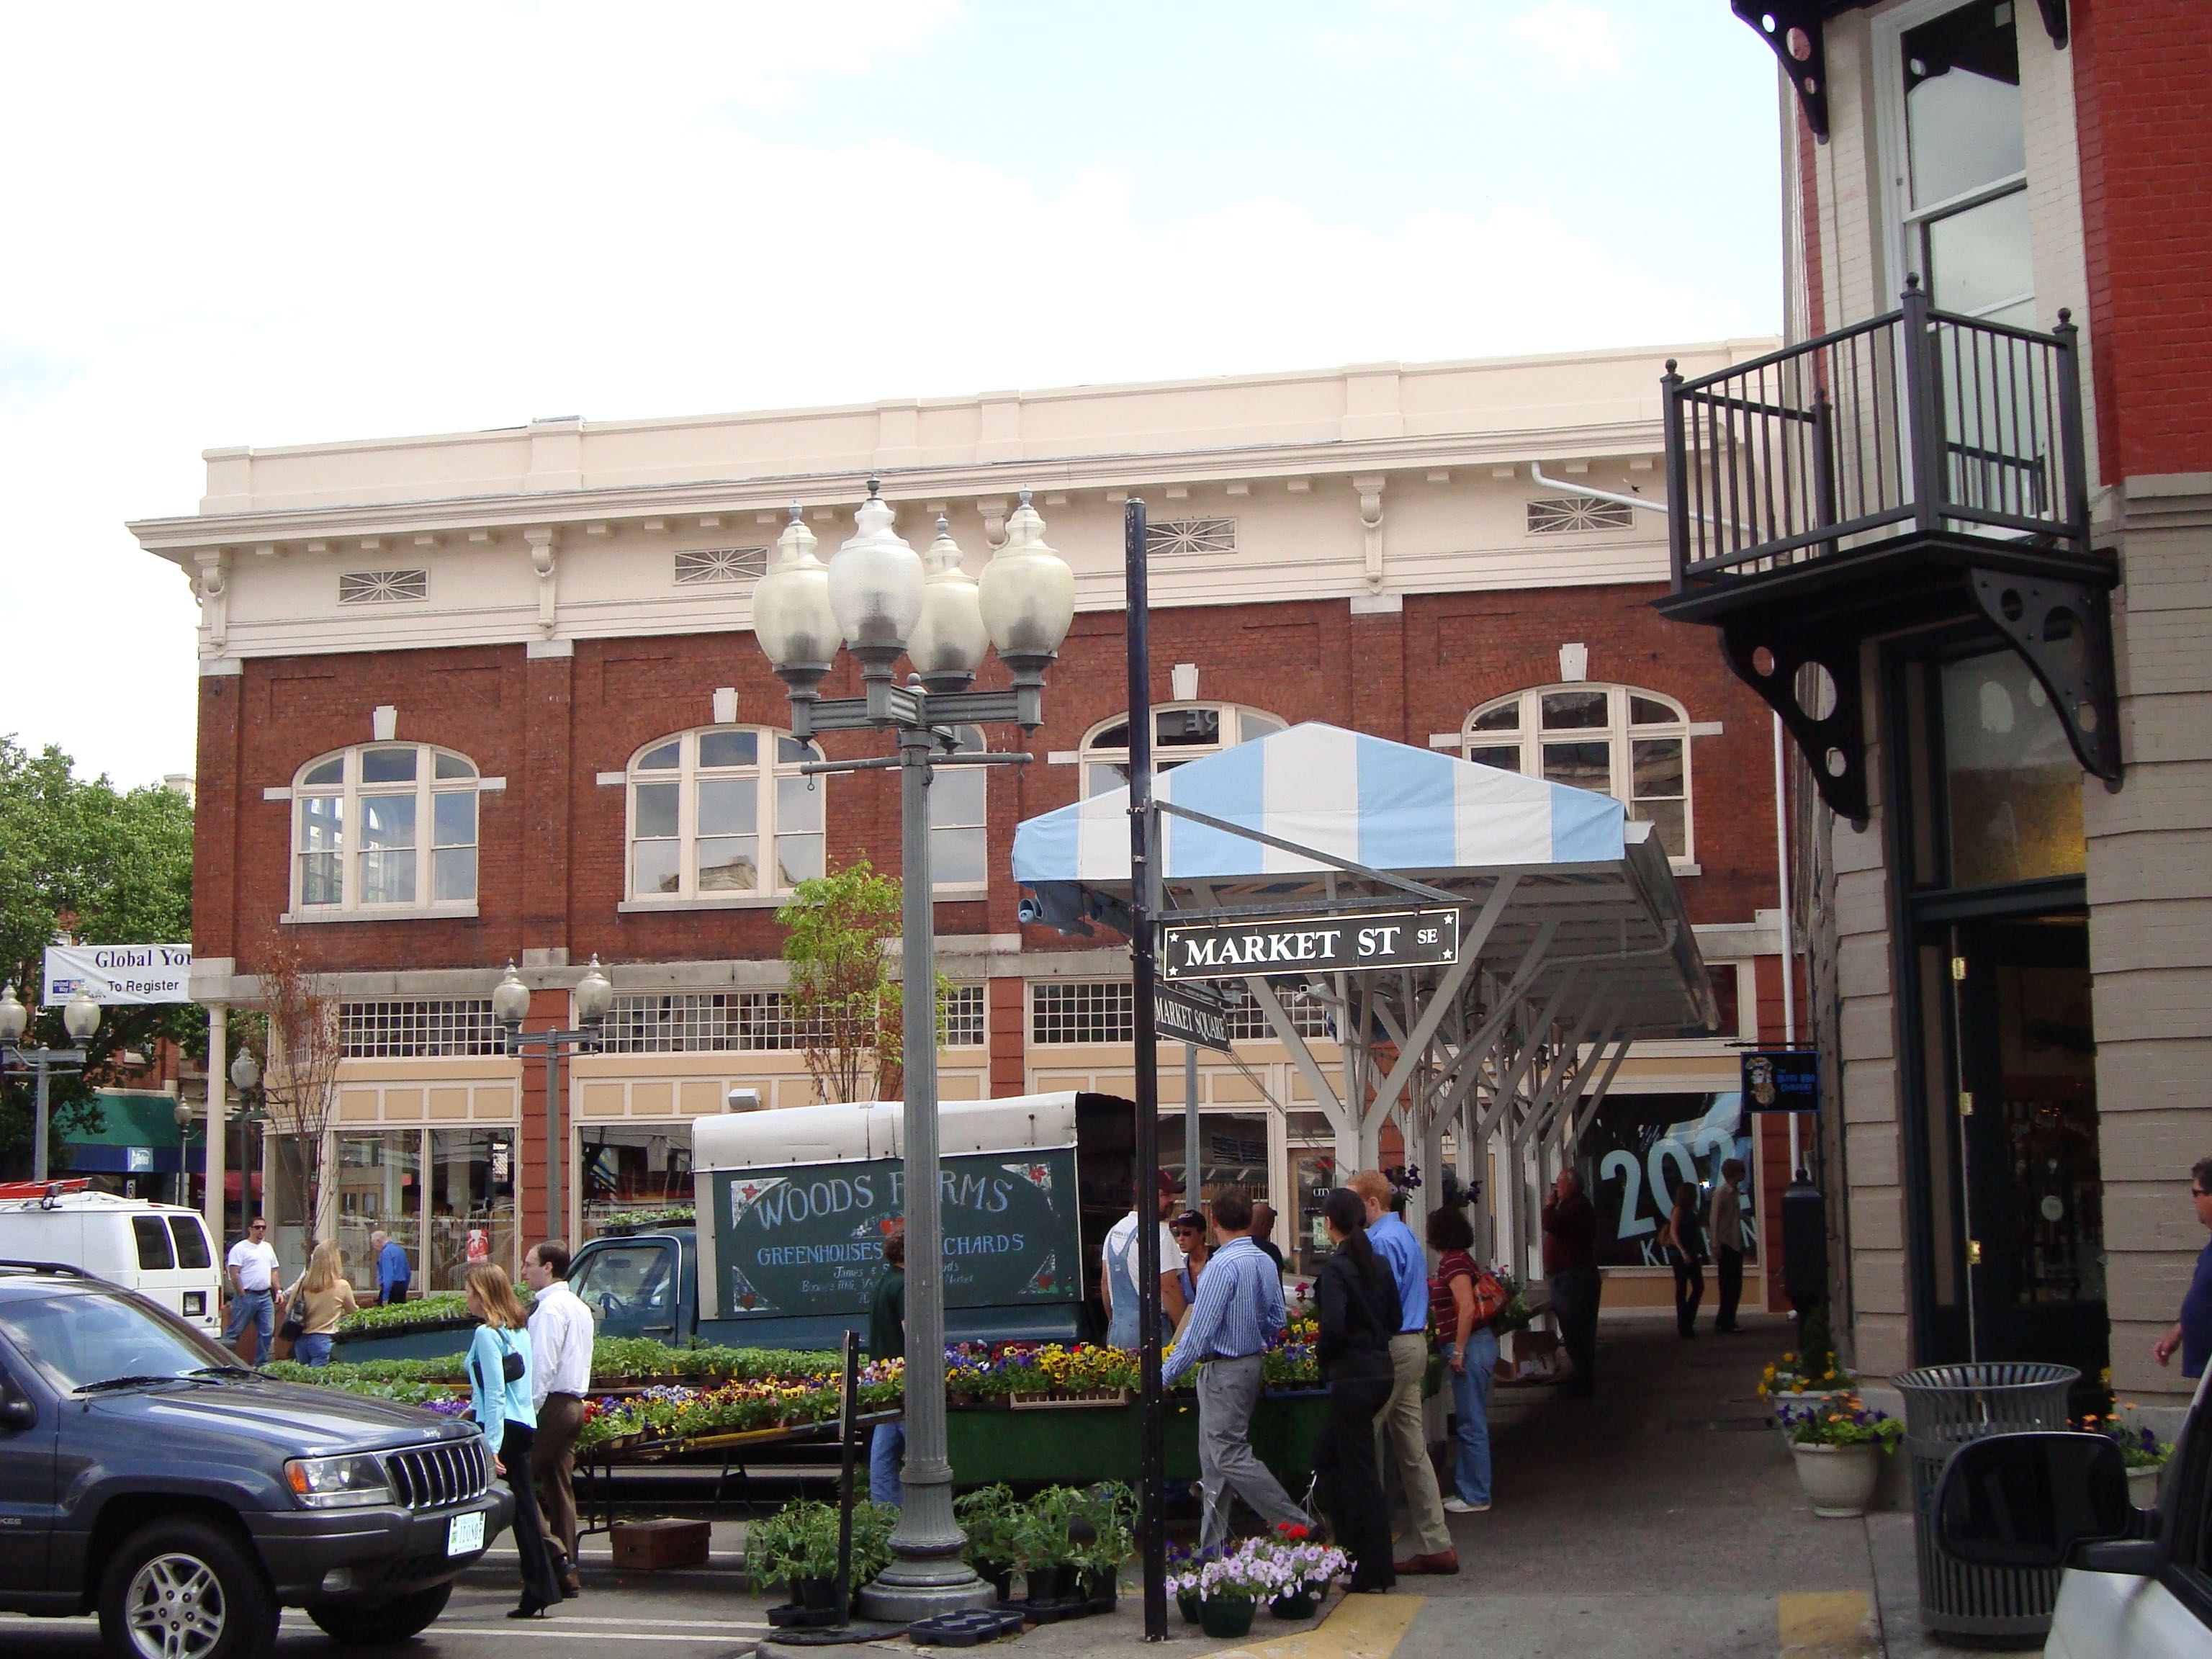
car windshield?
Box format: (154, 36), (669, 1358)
(0, 1289), (238, 1393)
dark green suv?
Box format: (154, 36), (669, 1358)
(0, 1262), (510, 1659)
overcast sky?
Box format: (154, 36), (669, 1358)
(0, 1), (1781, 789)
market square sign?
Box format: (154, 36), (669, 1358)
(1160, 908), (1460, 981)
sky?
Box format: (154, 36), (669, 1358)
(0, 1), (1783, 790)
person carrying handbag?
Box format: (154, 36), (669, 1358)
(466, 1263), (562, 1619)
(1426, 1206), (1506, 1514)
(1660, 1181), (1707, 1338)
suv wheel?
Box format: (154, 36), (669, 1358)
(97, 1518), (278, 1659)
(307, 1582), (453, 1645)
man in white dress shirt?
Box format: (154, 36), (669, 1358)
(523, 1239), (595, 1596)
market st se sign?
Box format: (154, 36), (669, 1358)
(1160, 908), (1460, 981)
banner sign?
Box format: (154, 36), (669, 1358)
(1161, 908), (1459, 981)
(1155, 981), (1232, 1052)
(1740, 1048), (1820, 1112)
(707, 1146), (1083, 1321)
(44, 945), (194, 1006)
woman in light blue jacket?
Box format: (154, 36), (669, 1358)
(466, 1263), (562, 1618)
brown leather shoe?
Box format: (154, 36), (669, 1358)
(1392, 1550), (1460, 1575)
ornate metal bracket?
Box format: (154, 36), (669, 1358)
(1718, 613), (1871, 828)
(1735, 1), (2067, 142)
(1967, 567), (2120, 788)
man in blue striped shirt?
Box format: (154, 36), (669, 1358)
(1161, 1185), (1308, 1548)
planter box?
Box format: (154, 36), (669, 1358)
(1010, 1388), (1132, 1411)
(610, 1517), (712, 1571)
(944, 1391), (1328, 1488)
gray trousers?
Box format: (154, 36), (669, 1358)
(1197, 1355), (1307, 1550)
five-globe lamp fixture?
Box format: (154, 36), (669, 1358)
(493, 956), (613, 1244)
(750, 482), (1074, 1622)
(0, 981), (103, 1184)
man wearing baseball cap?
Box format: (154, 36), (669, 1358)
(1102, 1168), (1188, 1346)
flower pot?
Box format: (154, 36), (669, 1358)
(1082, 1565), (1118, 1612)
(1177, 1590), (1201, 1626)
(1270, 1590), (1318, 1620)
(973, 1558), (1015, 1603)
(1791, 1442), (1881, 1518)
(1199, 1598), (1256, 1639)
(2128, 1466), (2162, 1509)
(1023, 1565), (1079, 1618)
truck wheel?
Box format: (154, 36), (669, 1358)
(97, 1518), (279, 1659)
(307, 1582), (453, 1645)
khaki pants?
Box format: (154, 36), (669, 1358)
(1376, 1331), (1450, 1557)
(531, 1393), (587, 1575)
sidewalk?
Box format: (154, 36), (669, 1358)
(467, 1313), (1993, 1659)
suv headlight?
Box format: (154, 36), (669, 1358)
(285, 1454), (394, 1509)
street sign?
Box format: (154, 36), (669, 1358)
(1154, 981), (1232, 1052)
(1160, 908), (1460, 981)
(1741, 1048), (1819, 1112)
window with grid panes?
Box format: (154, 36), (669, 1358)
(292, 745), (480, 914)
(1223, 987), (1335, 1042)
(626, 727), (824, 901)
(930, 726), (987, 890)
(1030, 981), (1135, 1045)
(1079, 703), (1287, 799)
(339, 1000), (502, 1058)
(939, 984), (986, 1048)
(1460, 685), (1694, 862)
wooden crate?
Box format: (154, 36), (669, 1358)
(610, 1517), (711, 1571)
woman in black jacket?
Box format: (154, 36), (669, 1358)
(1313, 1186), (1399, 1593)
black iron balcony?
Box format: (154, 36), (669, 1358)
(1655, 279), (2117, 824)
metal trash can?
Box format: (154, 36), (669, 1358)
(1894, 1362), (2080, 1642)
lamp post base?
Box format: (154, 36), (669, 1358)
(855, 1560), (997, 1622)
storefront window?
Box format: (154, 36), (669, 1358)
(1578, 1092), (1755, 1270)
(428, 1129), (516, 1290)
(333, 1132), (423, 1291)
(1941, 650), (2085, 888)
(578, 1125), (696, 1242)
(1289, 1144), (1339, 1281)
(1155, 1112), (1268, 1218)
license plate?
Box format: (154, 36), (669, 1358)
(446, 1511), (485, 1557)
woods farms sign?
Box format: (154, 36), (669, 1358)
(1161, 908), (1460, 981)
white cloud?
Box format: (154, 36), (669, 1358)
(1511, 1), (1625, 76)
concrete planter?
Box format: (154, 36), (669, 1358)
(1791, 1442), (1881, 1518)
(2128, 1465), (2162, 1509)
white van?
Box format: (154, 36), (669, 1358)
(0, 1182), (225, 1337)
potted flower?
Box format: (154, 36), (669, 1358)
(2083, 1413), (2172, 1506)
(1778, 1394), (1903, 1518)
(1166, 1544), (1213, 1624)
(1179, 1547), (1277, 1640)
(745, 1498), (896, 1609)
(1249, 1524), (1346, 1619)
(954, 1484), (1022, 1602)
(1070, 1482), (1136, 1611)
(1013, 1487), (1085, 1619)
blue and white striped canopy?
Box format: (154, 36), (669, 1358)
(1012, 721), (1628, 888)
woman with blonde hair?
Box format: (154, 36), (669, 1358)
(281, 1240), (359, 1367)
(465, 1262), (562, 1619)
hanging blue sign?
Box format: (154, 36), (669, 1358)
(1740, 1049), (1819, 1112)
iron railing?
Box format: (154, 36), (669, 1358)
(1664, 279), (2092, 587)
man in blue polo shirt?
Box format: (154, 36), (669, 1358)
(1161, 1185), (1307, 1550)
(1352, 1169), (1456, 1575)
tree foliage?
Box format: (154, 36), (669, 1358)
(776, 860), (949, 1105)
(0, 737), (194, 1169)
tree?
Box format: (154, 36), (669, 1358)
(250, 941), (343, 1244)
(776, 860), (949, 1105)
(0, 737), (194, 1174)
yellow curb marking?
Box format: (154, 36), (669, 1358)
(1197, 1593), (1426, 1659)
(1777, 1590), (1877, 1659)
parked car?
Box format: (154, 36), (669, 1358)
(0, 1260), (509, 1659)
(1936, 1366), (2211, 1656)
(0, 1182), (223, 1339)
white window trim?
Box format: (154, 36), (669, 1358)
(624, 725), (824, 904)
(929, 724), (989, 899)
(1076, 702), (1289, 799)
(1460, 683), (1699, 871)
(287, 743), (482, 920)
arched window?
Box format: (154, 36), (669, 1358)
(1079, 703), (1287, 799)
(626, 727), (823, 902)
(1462, 685), (1695, 863)
(292, 744), (480, 914)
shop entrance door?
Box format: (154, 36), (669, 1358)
(1952, 914), (2105, 1383)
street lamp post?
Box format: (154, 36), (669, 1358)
(0, 984), (103, 1183)
(229, 1049), (266, 1241)
(752, 482), (1073, 1622)
(493, 957), (613, 1244)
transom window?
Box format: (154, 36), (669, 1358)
(626, 727), (823, 902)
(1461, 685), (1695, 862)
(292, 745), (479, 914)
(1079, 703), (1287, 799)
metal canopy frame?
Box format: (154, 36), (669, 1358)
(1022, 781), (1716, 1284)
